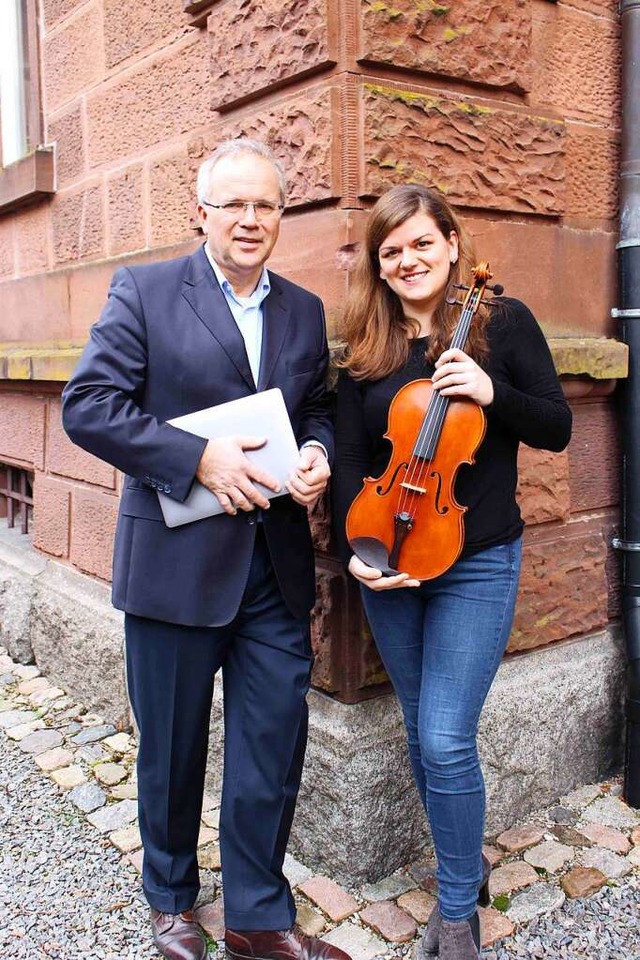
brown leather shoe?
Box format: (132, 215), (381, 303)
(151, 909), (207, 960)
(225, 926), (352, 960)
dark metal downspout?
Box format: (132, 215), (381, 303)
(613, 0), (640, 807)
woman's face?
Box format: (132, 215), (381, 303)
(377, 212), (458, 320)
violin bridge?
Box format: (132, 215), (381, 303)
(400, 481), (426, 494)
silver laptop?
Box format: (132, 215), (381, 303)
(157, 388), (299, 528)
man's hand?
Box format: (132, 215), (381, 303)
(285, 445), (330, 508)
(196, 435), (280, 515)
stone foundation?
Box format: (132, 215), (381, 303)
(0, 530), (625, 882)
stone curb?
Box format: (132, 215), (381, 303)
(1, 647), (639, 959)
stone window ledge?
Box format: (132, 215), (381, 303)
(0, 336), (628, 388)
(0, 341), (83, 382)
(0, 147), (56, 215)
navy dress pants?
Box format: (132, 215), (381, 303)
(125, 529), (313, 931)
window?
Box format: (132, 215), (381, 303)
(0, 464), (34, 535)
(0, 0), (54, 212)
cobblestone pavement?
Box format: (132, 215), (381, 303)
(1, 647), (638, 960)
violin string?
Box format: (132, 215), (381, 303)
(395, 289), (480, 521)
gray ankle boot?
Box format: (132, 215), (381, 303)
(438, 912), (481, 959)
(414, 905), (440, 959)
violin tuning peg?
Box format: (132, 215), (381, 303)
(487, 283), (504, 296)
(453, 283), (469, 291)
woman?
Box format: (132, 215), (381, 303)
(332, 185), (571, 960)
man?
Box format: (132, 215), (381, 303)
(62, 139), (349, 960)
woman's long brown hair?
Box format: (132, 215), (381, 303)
(338, 185), (490, 381)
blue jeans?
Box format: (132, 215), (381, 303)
(361, 538), (522, 921)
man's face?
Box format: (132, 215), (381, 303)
(197, 153), (283, 295)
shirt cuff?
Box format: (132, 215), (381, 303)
(301, 440), (328, 459)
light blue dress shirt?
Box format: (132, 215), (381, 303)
(205, 246), (270, 385)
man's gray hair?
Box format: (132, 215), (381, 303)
(196, 138), (287, 205)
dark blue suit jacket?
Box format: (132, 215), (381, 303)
(62, 245), (334, 626)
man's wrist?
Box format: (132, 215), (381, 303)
(301, 440), (328, 459)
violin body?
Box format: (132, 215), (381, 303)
(346, 378), (486, 581)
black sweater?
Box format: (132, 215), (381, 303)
(332, 298), (572, 563)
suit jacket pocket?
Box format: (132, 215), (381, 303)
(120, 487), (165, 522)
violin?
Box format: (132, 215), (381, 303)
(345, 263), (502, 581)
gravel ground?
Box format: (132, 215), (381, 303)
(0, 732), (220, 960)
(1, 723), (638, 960)
(486, 878), (640, 960)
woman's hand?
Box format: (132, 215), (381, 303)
(432, 348), (494, 407)
(348, 554), (420, 590)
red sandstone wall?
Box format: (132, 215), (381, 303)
(0, 0), (623, 690)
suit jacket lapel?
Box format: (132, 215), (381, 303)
(182, 246), (256, 391)
(258, 275), (291, 391)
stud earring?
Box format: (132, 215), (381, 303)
(450, 255), (458, 264)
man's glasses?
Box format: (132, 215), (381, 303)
(201, 200), (284, 221)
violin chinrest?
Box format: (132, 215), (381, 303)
(349, 536), (401, 578)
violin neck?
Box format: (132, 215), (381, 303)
(412, 296), (479, 461)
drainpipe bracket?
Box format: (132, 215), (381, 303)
(611, 308), (640, 319)
(612, 538), (640, 551)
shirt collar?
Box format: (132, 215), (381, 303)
(204, 244), (270, 306)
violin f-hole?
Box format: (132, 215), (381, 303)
(376, 460), (409, 497)
(429, 470), (449, 516)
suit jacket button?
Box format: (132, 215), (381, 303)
(246, 513), (256, 525)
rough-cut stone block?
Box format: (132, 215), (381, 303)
(52, 183), (105, 264)
(44, 0), (84, 28)
(47, 400), (116, 488)
(44, 2), (105, 112)
(103, 0), (184, 69)
(51, 764), (87, 788)
(69, 488), (118, 581)
(195, 899), (224, 940)
(463, 220), (616, 340)
(510, 519), (608, 651)
(202, 83), (339, 209)
(523, 839), (574, 873)
(94, 761), (128, 786)
(578, 796), (640, 831)
(68, 781), (107, 812)
(396, 889), (436, 924)
(580, 847), (633, 880)
(150, 150), (197, 249)
(48, 104), (85, 186)
(199, 843), (221, 870)
(359, 0), (530, 92)
(496, 824), (545, 853)
(362, 83), (565, 215)
(0, 395), (45, 467)
(0, 273), (71, 342)
(488, 860), (538, 897)
(577, 823), (631, 855)
(361, 875), (416, 903)
(35, 747), (75, 771)
(87, 798), (138, 833)
(29, 559), (128, 726)
(531, 3), (620, 121)
(87, 37), (210, 168)
(566, 127), (618, 220)
(0, 535), (42, 659)
(631, 825), (640, 846)
(561, 866), (607, 899)
(298, 876), (359, 922)
(20, 728), (64, 755)
(209, 0), (336, 110)
(15, 205), (51, 276)
(360, 901), (416, 942)
(107, 164), (145, 257)
(568, 400), (619, 513)
(516, 446), (570, 525)
(322, 923), (386, 960)
(0, 218), (16, 279)
(479, 906), (514, 947)
(33, 475), (71, 559)
(507, 882), (565, 924)
(109, 823), (142, 853)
